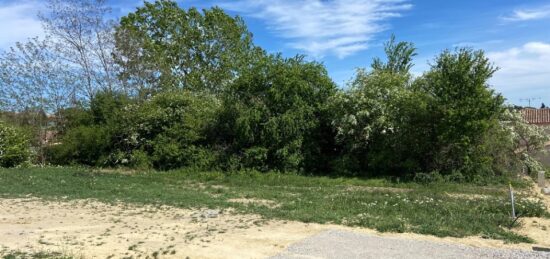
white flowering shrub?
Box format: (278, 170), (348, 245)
(330, 69), (408, 150)
(499, 109), (549, 174)
(0, 122), (30, 167)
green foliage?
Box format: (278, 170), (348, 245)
(115, 0), (258, 95)
(418, 48), (504, 176)
(42, 22), (542, 182)
(330, 36), (421, 176)
(330, 40), (519, 181)
(0, 122), (30, 167)
(116, 91), (221, 170)
(47, 91), (131, 166)
(371, 34), (417, 74)
(90, 91), (131, 124)
(47, 125), (111, 166)
(218, 54), (337, 172)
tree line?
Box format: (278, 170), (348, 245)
(0, 0), (548, 181)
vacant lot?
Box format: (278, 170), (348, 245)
(0, 167), (549, 258)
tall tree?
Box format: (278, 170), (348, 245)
(40, 0), (120, 100)
(114, 1), (257, 96)
(0, 38), (75, 115)
(0, 38), (76, 164)
(418, 48), (504, 174)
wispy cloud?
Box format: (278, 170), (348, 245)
(452, 40), (503, 48)
(0, 1), (45, 50)
(487, 42), (550, 102)
(221, 0), (412, 58)
(501, 5), (550, 22)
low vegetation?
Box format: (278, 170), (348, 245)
(0, 167), (547, 244)
(0, 122), (30, 168)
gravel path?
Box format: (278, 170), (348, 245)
(272, 230), (550, 259)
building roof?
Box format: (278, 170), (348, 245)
(521, 108), (550, 125)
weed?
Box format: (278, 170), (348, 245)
(0, 167), (546, 244)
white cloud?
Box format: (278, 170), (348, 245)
(487, 42), (550, 103)
(502, 5), (550, 22)
(0, 1), (44, 50)
(221, 0), (411, 58)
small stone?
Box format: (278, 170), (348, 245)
(202, 209), (219, 218)
(542, 187), (550, 195)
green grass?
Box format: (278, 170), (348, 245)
(0, 167), (548, 244)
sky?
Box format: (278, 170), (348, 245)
(0, 0), (549, 106)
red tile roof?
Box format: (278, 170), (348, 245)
(522, 108), (550, 125)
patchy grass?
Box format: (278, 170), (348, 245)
(1, 250), (74, 259)
(0, 167), (547, 244)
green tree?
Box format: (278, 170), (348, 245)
(417, 48), (505, 176)
(371, 35), (417, 75)
(115, 1), (258, 95)
(115, 91), (221, 169)
(219, 54), (337, 172)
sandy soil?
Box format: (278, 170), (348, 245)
(0, 197), (549, 259)
(512, 182), (550, 248)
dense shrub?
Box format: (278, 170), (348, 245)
(217, 54), (337, 172)
(418, 49), (504, 177)
(330, 42), (519, 180)
(47, 91), (132, 166)
(0, 122), (30, 167)
(330, 69), (412, 175)
(47, 125), (112, 166)
(32, 22), (545, 182)
(115, 91), (221, 170)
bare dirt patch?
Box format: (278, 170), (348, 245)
(514, 217), (550, 247)
(0, 198), (325, 258)
(0, 197), (548, 258)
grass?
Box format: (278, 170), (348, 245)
(1, 250), (74, 259)
(0, 167), (548, 244)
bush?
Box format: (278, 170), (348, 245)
(413, 171), (444, 184)
(418, 48), (504, 176)
(47, 125), (112, 166)
(129, 150), (152, 170)
(218, 54), (336, 172)
(116, 90), (221, 170)
(0, 122), (30, 167)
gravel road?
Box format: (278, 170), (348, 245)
(271, 230), (550, 259)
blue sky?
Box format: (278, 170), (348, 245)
(1, 0), (549, 106)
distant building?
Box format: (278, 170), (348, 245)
(521, 108), (550, 126)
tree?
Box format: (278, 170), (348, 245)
(371, 35), (417, 75)
(0, 38), (74, 114)
(417, 48), (504, 175)
(494, 108), (549, 174)
(218, 54), (336, 172)
(40, 0), (120, 100)
(542, 103), (546, 109)
(330, 37), (417, 175)
(114, 1), (258, 96)
(0, 38), (76, 164)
